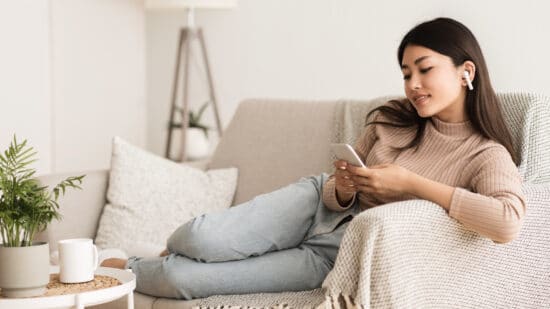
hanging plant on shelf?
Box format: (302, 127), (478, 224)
(172, 101), (211, 136)
(174, 101), (212, 160)
(187, 100), (211, 137)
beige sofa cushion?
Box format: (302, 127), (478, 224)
(209, 99), (339, 205)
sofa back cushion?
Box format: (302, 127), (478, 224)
(498, 93), (550, 184)
(209, 99), (339, 205)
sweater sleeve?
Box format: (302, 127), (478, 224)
(323, 119), (377, 211)
(448, 146), (526, 243)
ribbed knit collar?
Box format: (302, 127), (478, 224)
(429, 117), (476, 138)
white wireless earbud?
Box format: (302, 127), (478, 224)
(463, 71), (474, 91)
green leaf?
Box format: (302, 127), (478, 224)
(0, 135), (86, 247)
(188, 101), (211, 129)
(196, 101), (210, 120)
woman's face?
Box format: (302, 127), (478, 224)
(401, 45), (467, 122)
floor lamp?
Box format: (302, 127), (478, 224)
(145, 0), (237, 162)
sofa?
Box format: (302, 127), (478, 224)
(37, 93), (550, 308)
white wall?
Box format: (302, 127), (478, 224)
(0, 0), (146, 175)
(51, 0), (146, 173)
(0, 0), (52, 173)
(146, 0), (550, 156)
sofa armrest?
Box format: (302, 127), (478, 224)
(322, 184), (550, 308)
(35, 169), (109, 252)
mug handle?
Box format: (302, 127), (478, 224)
(93, 244), (99, 270)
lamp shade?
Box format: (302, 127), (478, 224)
(145, 0), (237, 9)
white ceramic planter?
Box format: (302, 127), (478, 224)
(185, 127), (210, 160)
(0, 242), (50, 298)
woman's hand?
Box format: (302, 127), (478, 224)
(346, 163), (414, 199)
(333, 160), (358, 204)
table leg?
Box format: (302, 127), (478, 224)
(127, 292), (134, 309)
(75, 294), (84, 309)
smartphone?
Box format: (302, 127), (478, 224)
(330, 143), (366, 168)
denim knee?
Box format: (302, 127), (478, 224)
(128, 256), (186, 299)
(166, 215), (222, 262)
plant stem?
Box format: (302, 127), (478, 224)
(28, 222), (36, 246)
(23, 229), (28, 246)
(1, 224), (7, 245)
(29, 229), (35, 246)
(15, 223), (21, 247)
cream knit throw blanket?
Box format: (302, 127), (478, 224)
(319, 93), (550, 308)
(319, 184), (550, 308)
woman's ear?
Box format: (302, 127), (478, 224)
(462, 61), (476, 84)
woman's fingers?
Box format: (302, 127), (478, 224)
(335, 171), (357, 194)
(335, 174), (355, 185)
(356, 184), (375, 194)
(334, 159), (366, 194)
(352, 175), (371, 186)
(333, 160), (348, 169)
(337, 184), (357, 194)
(337, 177), (355, 187)
(346, 164), (370, 176)
(334, 166), (354, 179)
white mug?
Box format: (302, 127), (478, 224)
(58, 238), (98, 283)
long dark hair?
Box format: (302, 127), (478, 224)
(366, 17), (518, 164)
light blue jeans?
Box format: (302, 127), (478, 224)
(127, 174), (357, 300)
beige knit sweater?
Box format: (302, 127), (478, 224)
(323, 109), (526, 243)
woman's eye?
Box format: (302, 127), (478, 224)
(403, 75), (411, 80)
(420, 67), (433, 74)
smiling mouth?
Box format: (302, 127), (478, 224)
(414, 95), (430, 105)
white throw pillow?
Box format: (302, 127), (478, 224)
(94, 137), (238, 257)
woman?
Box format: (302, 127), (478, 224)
(102, 17), (525, 299)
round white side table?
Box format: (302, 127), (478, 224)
(0, 267), (136, 309)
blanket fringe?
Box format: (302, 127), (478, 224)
(193, 304), (299, 309)
(192, 293), (362, 309)
(315, 293), (362, 309)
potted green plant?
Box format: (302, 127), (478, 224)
(188, 100), (211, 137)
(0, 136), (84, 298)
(185, 101), (211, 160)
